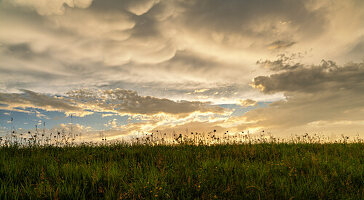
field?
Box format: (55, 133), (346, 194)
(1, 142), (363, 199)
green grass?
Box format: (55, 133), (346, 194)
(0, 143), (363, 199)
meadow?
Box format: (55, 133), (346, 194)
(0, 137), (364, 199)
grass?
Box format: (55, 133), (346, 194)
(0, 142), (363, 199)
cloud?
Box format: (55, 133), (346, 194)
(244, 60), (364, 131)
(252, 60), (364, 94)
(176, 0), (326, 51)
(67, 88), (226, 115)
(238, 99), (257, 107)
(267, 40), (296, 50)
(4, 0), (93, 15)
(105, 118), (118, 129)
(0, 88), (228, 118)
(1, 0), (363, 102)
(0, 89), (87, 115)
(102, 113), (116, 118)
(256, 53), (305, 71)
(127, 0), (159, 16)
(346, 36), (364, 61)
(194, 89), (209, 93)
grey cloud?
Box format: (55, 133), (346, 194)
(267, 40), (296, 50)
(245, 61), (364, 129)
(0, 2), (176, 92)
(90, 0), (158, 15)
(0, 88), (227, 117)
(346, 36), (364, 61)
(3, 0), (93, 15)
(91, 50), (259, 100)
(244, 90), (364, 129)
(178, 0), (327, 42)
(100, 78), (261, 103)
(252, 60), (364, 94)
(67, 88), (226, 115)
(5, 43), (33, 59)
(256, 54), (304, 72)
(0, 89), (82, 113)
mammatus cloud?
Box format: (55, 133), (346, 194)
(1, 0), (363, 99)
(127, 0), (160, 16)
(5, 0), (93, 15)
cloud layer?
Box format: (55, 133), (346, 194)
(66, 88), (225, 115)
(0, 88), (226, 115)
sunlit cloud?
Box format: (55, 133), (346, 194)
(238, 99), (258, 107)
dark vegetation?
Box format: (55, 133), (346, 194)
(0, 140), (363, 199)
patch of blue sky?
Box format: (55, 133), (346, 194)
(0, 109), (130, 132)
(218, 102), (271, 117)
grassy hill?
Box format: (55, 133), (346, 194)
(1, 143), (363, 199)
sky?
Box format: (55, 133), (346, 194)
(0, 0), (364, 141)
